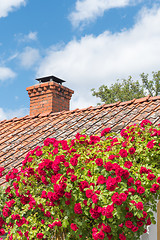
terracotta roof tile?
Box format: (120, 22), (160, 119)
(0, 95), (160, 185)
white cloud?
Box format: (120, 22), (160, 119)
(0, 107), (29, 121)
(69, 0), (141, 27)
(0, 0), (26, 18)
(37, 5), (160, 109)
(16, 32), (38, 42)
(26, 32), (37, 41)
(0, 67), (16, 81)
(0, 108), (6, 121)
(19, 47), (40, 69)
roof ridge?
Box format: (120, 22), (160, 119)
(1, 95), (160, 123)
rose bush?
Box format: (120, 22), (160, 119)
(0, 120), (160, 240)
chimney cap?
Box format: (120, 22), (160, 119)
(36, 75), (65, 85)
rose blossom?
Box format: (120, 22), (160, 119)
(136, 202), (143, 210)
(132, 226), (139, 232)
(119, 233), (126, 240)
(137, 186), (145, 195)
(125, 220), (133, 228)
(156, 177), (160, 184)
(37, 233), (44, 239)
(92, 194), (99, 204)
(70, 223), (78, 231)
(119, 149), (128, 158)
(101, 128), (111, 137)
(95, 158), (103, 166)
(147, 140), (155, 149)
(147, 173), (156, 181)
(71, 175), (77, 182)
(74, 203), (82, 214)
(124, 161), (132, 169)
(128, 147), (136, 154)
(86, 189), (93, 198)
(97, 175), (106, 185)
(103, 224), (111, 233)
(135, 180), (141, 187)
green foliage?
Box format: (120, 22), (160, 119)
(0, 186), (7, 212)
(0, 121), (160, 240)
(91, 71), (160, 104)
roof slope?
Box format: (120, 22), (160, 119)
(0, 95), (160, 185)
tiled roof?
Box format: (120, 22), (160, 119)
(0, 95), (160, 185)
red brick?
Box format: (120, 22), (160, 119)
(26, 81), (74, 116)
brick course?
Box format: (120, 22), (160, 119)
(26, 81), (74, 116)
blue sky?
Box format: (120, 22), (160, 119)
(0, 0), (160, 120)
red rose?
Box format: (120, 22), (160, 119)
(127, 177), (134, 186)
(137, 221), (143, 227)
(70, 157), (78, 166)
(120, 129), (128, 138)
(101, 128), (111, 137)
(147, 140), (155, 149)
(86, 189), (93, 198)
(140, 167), (148, 174)
(83, 200), (87, 206)
(147, 217), (151, 225)
(53, 221), (62, 227)
(147, 173), (156, 180)
(71, 175), (77, 182)
(119, 233), (126, 240)
(140, 119), (152, 127)
(97, 175), (106, 185)
(143, 211), (147, 218)
(119, 149), (128, 158)
(64, 162), (69, 167)
(74, 203), (82, 214)
(152, 183), (160, 191)
(157, 177), (160, 184)
(124, 161), (132, 169)
(70, 223), (78, 231)
(37, 233), (44, 239)
(97, 230), (105, 239)
(0, 217), (5, 228)
(132, 226), (139, 232)
(115, 176), (121, 183)
(128, 147), (136, 154)
(137, 186), (145, 194)
(125, 220), (133, 228)
(0, 167), (5, 177)
(103, 224), (111, 233)
(95, 158), (103, 166)
(136, 202), (143, 210)
(128, 187), (136, 195)
(36, 150), (43, 156)
(119, 193), (127, 202)
(135, 180), (141, 187)
(65, 192), (72, 199)
(122, 169), (130, 179)
(0, 228), (5, 235)
(150, 188), (156, 193)
(125, 212), (133, 218)
(87, 170), (92, 177)
(92, 194), (99, 204)
(108, 155), (116, 160)
(106, 176), (117, 191)
(104, 162), (113, 171)
(65, 200), (70, 205)
(90, 206), (100, 219)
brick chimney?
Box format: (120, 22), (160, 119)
(26, 76), (74, 116)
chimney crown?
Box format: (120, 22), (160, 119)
(26, 76), (74, 116)
(36, 75), (65, 85)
